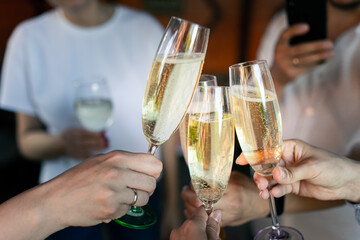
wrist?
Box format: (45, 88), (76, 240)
(36, 182), (67, 236)
(8, 183), (65, 239)
(343, 159), (360, 202)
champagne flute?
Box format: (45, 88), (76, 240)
(229, 60), (303, 239)
(180, 74), (218, 163)
(114, 16), (210, 229)
(187, 86), (234, 215)
(74, 76), (113, 132)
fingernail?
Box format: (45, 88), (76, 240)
(278, 167), (286, 179)
(259, 190), (263, 197)
(211, 210), (222, 223)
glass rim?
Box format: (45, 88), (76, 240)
(200, 73), (217, 79)
(229, 60), (267, 69)
(196, 86), (229, 90)
(170, 16), (210, 31)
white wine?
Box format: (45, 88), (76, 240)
(191, 178), (226, 206)
(187, 113), (234, 204)
(230, 86), (282, 176)
(75, 98), (113, 132)
(142, 53), (205, 145)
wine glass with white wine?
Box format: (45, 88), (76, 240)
(179, 74), (218, 163)
(74, 76), (113, 133)
(187, 86), (234, 215)
(229, 60), (303, 240)
(114, 16), (210, 229)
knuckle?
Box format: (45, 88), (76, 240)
(136, 193), (149, 207)
(101, 167), (119, 182)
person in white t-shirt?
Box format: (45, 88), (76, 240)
(0, 0), (165, 239)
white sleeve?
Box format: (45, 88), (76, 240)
(256, 10), (288, 67)
(0, 23), (36, 116)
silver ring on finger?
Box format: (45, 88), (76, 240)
(130, 188), (138, 206)
(292, 57), (300, 66)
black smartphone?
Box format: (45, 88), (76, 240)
(286, 0), (327, 45)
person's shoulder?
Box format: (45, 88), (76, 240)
(115, 4), (163, 29)
(267, 9), (287, 28)
(11, 9), (57, 38)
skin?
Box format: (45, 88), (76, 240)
(271, 0), (360, 99)
(17, 0), (115, 161)
(17, 1), (181, 238)
(170, 206), (222, 240)
(181, 171), (269, 227)
(181, 0), (360, 225)
(0, 150), (163, 240)
(242, 139), (360, 203)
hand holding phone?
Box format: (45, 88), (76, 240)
(286, 0), (327, 45)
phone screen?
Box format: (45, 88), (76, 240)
(286, 0), (327, 45)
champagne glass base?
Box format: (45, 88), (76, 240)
(254, 226), (304, 240)
(113, 204), (157, 229)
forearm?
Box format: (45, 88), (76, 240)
(342, 159), (360, 203)
(19, 131), (65, 161)
(0, 183), (64, 240)
(284, 194), (344, 213)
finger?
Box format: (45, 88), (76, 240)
(189, 206), (208, 229)
(184, 209), (192, 219)
(181, 185), (202, 207)
(290, 40), (333, 57)
(279, 23), (309, 45)
(273, 165), (309, 185)
(235, 153), (248, 165)
(253, 173), (270, 191)
(78, 138), (107, 150)
(113, 187), (149, 207)
(184, 203), (198, 218)
(132, 190), (150, 207)
(124, 171), (157, 194)
(260, 189), (270, 200)
(111, 203), (131, 220)
(270, 184), (293, 198)
(207, 210), (222, 240)
(106, 150), (163, 178)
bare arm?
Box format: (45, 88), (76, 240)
(16, 113), (107, 161)
(17, 113), (65, 161)
(0, 150), (163, 240)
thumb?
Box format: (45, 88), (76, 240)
(273, 165), (308, 185)
(207, 210), (222, 240)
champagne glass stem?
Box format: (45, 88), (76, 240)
(203, 202), (214, 215)
(148, 143), (158, 155)
(268, 195), (281, 235)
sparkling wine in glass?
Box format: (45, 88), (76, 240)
(180, 74), (218, 163)
(114, 16), (210, 229)
(74, 76), (113, 132)
(229, 60), (303, 239)
(187, 86), (234, 215)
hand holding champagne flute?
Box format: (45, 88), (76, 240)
(229, 60), (303, 239)
(114, 16), (210, 229)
